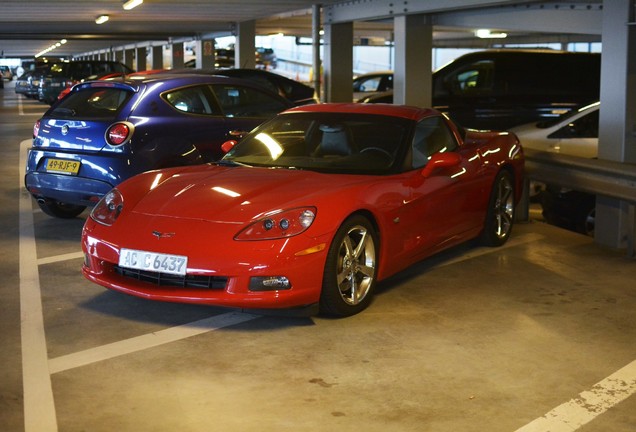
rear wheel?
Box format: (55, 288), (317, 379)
(480, 170), (515, 246)
(37, 198), (86, 219)
(319, 215), (378, 317)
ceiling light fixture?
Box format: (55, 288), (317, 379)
(95, 15), (110, 24)
(35, 38), (68, 58)
(123, 0), (143, 10)
(475, 29), (507, 39)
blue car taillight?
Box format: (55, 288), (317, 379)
(33, 119), (41, 138)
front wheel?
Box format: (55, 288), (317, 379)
(480, 170), (515, 246)
(319, 215), (378, 317)
(37, 198), (86, 219)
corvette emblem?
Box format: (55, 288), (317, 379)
(152, 230), (175, 239)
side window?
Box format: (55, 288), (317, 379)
(444, 60), (494, 96)
(211, 85), (287, 118)
(549, 109), (599, 139)
(411, 116), (459, 169)
(354, 76), (382, 92)
(164, 86), (219, 115)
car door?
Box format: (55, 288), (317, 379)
(396, 116), (484, 260)
(547, 107), (599, 158)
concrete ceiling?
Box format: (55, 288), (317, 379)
(0, 0), (340, 58)
(0, 0), (603, 59)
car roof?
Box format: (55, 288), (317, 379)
(83, 73), (277, 92)
(284, 103), (438, 121)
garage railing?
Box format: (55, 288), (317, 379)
(522, 148), (636, 257)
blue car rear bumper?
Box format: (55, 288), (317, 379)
(24, 149), (133, 207)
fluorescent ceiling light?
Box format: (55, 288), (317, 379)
(123, 0), (143, 10)
(95, 15), (109, 24)
(475, 29), (507, 39)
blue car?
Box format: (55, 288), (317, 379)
(25, 73), (293, 218)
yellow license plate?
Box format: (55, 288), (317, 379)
(45, 158), (81, 175)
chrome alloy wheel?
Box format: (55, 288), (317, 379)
(493, 173), (514, 241)
(335, 224), (376, 305)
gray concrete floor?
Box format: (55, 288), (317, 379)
(2, 82), (636, 432)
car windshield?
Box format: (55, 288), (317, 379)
(223, 112), (412, 174)
(50, 87), (133, 119)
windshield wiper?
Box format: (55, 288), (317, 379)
(215, 159), (249, 167)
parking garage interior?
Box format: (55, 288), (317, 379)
(1, 1), (636, 431)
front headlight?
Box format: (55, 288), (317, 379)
(235, 207), (316, 241)
(90, 189), (124, 226)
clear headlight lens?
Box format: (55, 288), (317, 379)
(235, 207), (316, 241)
(90, 189), (124, 226)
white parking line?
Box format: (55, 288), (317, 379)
(48, 312), (257, 374)
(19, 140), (57, 432)
(18, 94), (43, 116)
(37, 251), (84, 266)
(18, 142), (257, 431)
(515, 359), (636, 431)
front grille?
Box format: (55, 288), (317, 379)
(114, 265), (227, 289)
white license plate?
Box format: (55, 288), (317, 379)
(118, 248), (188, 276)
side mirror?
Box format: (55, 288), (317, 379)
(221, 140), (238, 154)
(420, 152), (461, 178)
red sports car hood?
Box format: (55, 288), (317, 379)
(129, 165), (366, 222)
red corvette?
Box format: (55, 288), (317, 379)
(81, 103), (524, 317)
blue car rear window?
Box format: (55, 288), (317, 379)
(51, 87), (133, 119)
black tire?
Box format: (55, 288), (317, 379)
(37, 198), (86, 219)
(575, 205), (595, 237)
(480, 170), (515, 246)
(319, 215), (378, 317)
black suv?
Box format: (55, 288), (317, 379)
(362, 50), (601, 130)
(37, 60), (133, 104)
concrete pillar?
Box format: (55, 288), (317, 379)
(235, 20), (256, 69)
(323, 21), (353, 102)
(595, 0), (636, 250)
(312, 4), (322, 101)
(195, 38), (216, 69)
(124, 48), (135, 70)
(172, 42), (185, 69)
(393, 14), (432, 107)
(149, 45), (163, 70)
(136, 47), (147, 72)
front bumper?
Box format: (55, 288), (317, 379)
(81, 216), (331, 312)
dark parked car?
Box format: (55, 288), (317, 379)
(25, 73), (293, 218)
(168, 68), (317, 106)
(361, 50), (601, 130)
(213, 69), (316, 105)
(15, 68), (46, 98)
(37, 60), (133, 104)
(255, 47), (277, 69)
